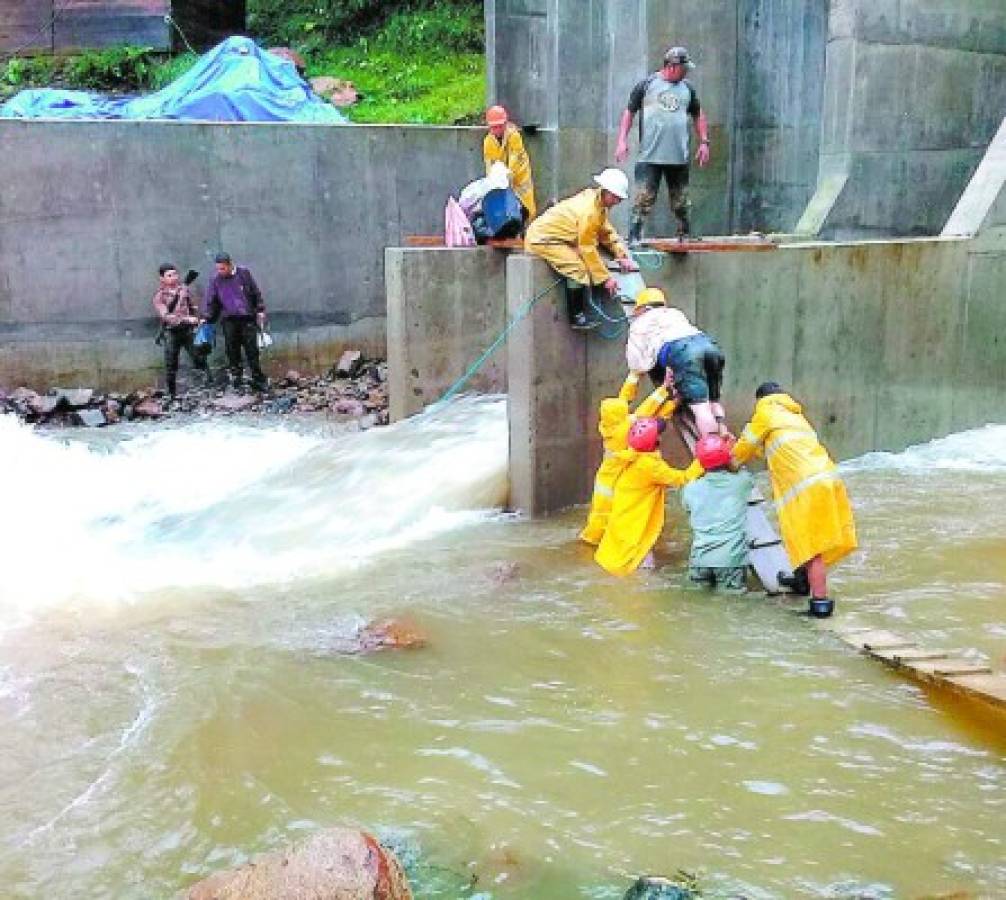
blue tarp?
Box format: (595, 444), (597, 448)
(0, 37), (347, 123)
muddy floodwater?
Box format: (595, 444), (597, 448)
(0, 399), (1003, 898)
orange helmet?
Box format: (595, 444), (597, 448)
(486, 105), (508, 127)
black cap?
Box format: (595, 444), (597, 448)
(755, 381), (784, 399)
(663, 46), (694, 68)
(214, 252), (232, 264)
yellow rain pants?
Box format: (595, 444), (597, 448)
(580, 375), (677, 545)
(732, 393), (857, 568)
(524, 188), (629, 286)
(595, 454), (703, 577)
(484, 123), (537, 220)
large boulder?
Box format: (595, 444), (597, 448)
(183, 827), (412, 900)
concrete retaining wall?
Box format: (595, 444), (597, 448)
(386, 247), (508, 421)
(0, 120), (488, 390)
(390, 221), (1006, 515)
(487, 0), (1006, 239)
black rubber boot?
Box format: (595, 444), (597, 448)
(628, 220), (643, 247)
(808, 597), (835, 619)
(675, 215), (691, 240)
(778, 565), (810, 595)
(566, 284), (598, 330)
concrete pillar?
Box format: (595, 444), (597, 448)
(386, 247), (508, 421)
(505, 254), (591, 515)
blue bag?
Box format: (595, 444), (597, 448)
(194, 323), (216, 348)
(482, 188), (524, 239)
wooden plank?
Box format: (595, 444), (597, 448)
(54, 1), (170, 51)
(643, 238), (777, 254)
(946, 674), (1006, 709)
(905, 659), (993, 677)
(838, 629), (917, 651)
(404, 236), (524, 249)
(873, 647), (949, 663)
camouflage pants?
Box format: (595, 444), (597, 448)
(631, 162), (690, 233)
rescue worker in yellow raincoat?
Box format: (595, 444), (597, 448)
(595, 417), (704, 577)
(580, 368), (678, 545)
(731, 382), (857, 618)
(483, 105), (537, 222)
(525, 168), (639, 330)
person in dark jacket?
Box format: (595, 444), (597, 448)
(152, 263), (208, 398)
(202, 252), (268, 391)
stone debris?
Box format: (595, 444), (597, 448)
(183, 826), (413, 900)
(0, 352), (389, 431)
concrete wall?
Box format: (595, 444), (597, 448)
(487, 0), (1006, 239)
(503, 227), (1006, 514)
(386, 247), (508, 421)
(0, 120), (487, 390)
(809, 0), (1006, 239)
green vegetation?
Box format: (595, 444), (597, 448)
(0, 1), (485, 124)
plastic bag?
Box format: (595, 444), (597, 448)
(444, 196), (476, 247)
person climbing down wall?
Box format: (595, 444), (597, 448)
(595, 417), (703, 577)
(524, 168), (639, 330)
(681, 434), (753, 592)
(580, 368), (679, 546)
(483, 104), (537, 223)
(625, 287), (726, 437)
(730, 382), (858, 618)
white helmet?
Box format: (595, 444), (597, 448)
(593, 167), (629, 200)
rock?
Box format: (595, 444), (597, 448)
(264, 395), (297, 414)
(376, 362), (388, 383)
(333, 398), (365, 417)
(9, 387), (38, 403)
(268, 46), (306, 73)
(183, 827), (412, 900)
(73, 408), (106, 428)
(284, 369), (303, 386)
(335, 349), (363, 378)
(212, 394), (258, 412)
(54, 387), (94, 409)
(310, 75), (360, 107)
(486, 562), (520, 586)
(359, 413), (379, 431)
(355, 618), (427, 654)
(623, 876), (698, 900)
(28, 394), (60, 417)
(133, 398), (164, 418)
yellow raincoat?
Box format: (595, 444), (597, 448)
(524, 188), (629, 286)
(595, 454), (703, 577)
(580, 375), (677, 545)
(732, 393), (857, 568)
(484, 123), (537, 220)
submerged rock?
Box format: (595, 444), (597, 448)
(133, 397), (164, 418)
(183, 827), (412, 900)
(355, 618), (427, 654)
(335, 349), (364, 377)
(623, 875), (698, 899)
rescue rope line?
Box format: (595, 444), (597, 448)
(431, 275), (564, 408)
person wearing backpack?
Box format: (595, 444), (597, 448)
(152, 263), (208, 398)
(614, 46), (710, 242)
(201, 252), (269, 393)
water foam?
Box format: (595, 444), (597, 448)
(842, 423), (1006, 473)
(0, 396), (508, 623)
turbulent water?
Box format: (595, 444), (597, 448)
(0, 404), (1003, 899)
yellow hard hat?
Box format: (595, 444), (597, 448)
(634, 287), (666, 309)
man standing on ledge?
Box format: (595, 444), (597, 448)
(483, 104), (537, 222)
(202, 252), (269, 392)
(524, 168), (639, 330)
(615, 46), (710, 242)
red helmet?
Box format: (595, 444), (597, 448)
(628, 418), (661, 452)
(695, 435), (732, 470)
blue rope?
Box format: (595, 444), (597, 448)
(587, 293), (631, 340)
(433, 276), (564, 407)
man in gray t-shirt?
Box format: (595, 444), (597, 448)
(615, 46), (710, 242)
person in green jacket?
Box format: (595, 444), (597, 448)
(681, 434), (752, 591)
